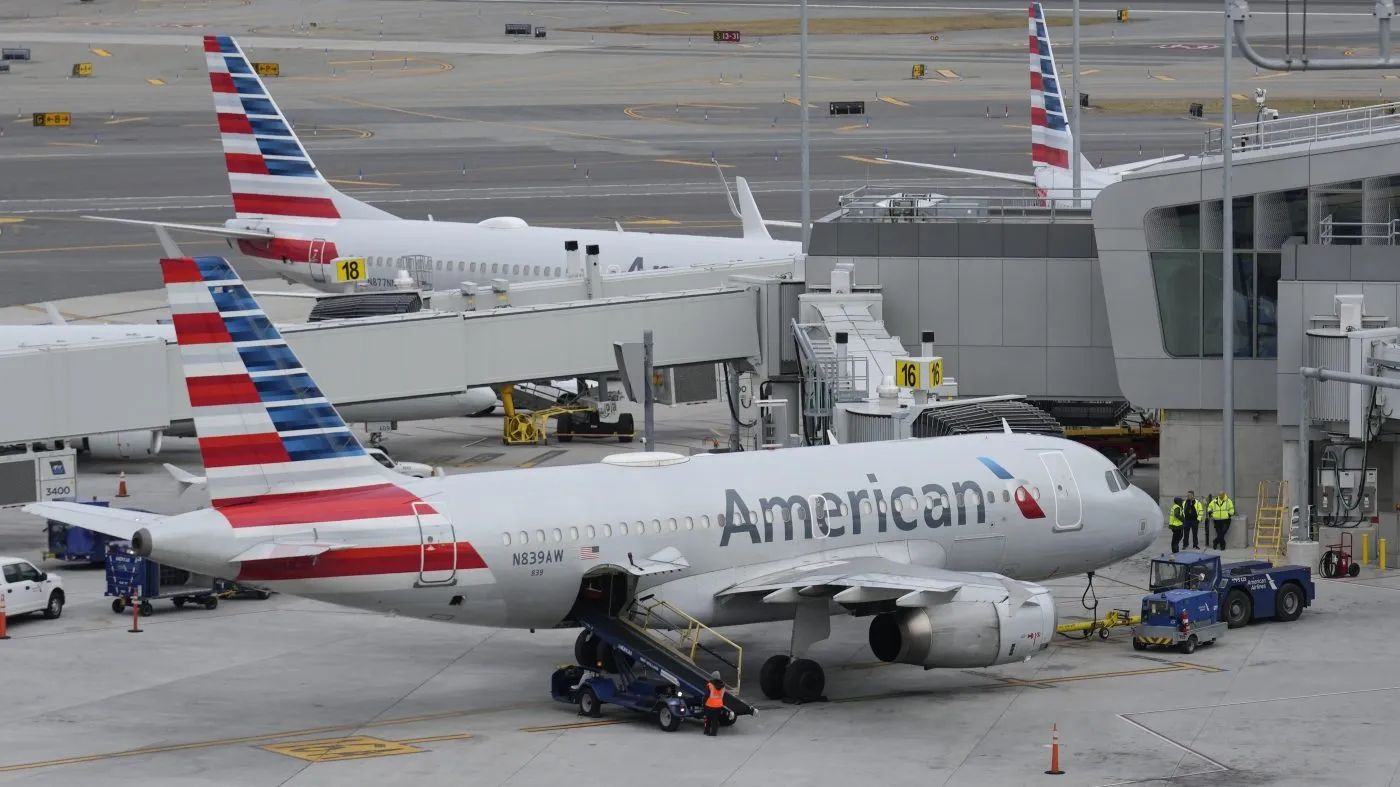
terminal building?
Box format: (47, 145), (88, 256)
(6, 103), (1400, 563)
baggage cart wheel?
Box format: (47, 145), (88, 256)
(111, 598), (126, 614)
(578, 686), (602, 718)
(203, 597), (219, 610)
(139, 601), (155, 617)
(1097, 626), (1111, 640)
(656, 704), (681, 732)
(174, 597), (186, 608)
(1178, 635), (1197, 655)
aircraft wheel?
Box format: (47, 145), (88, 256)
(759, 654), (790, 700)
(578, 686), (602, 718)
(782, 658), (825, 703)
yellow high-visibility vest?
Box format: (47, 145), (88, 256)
(1169, 504), (1184, 527)
(1208, 496), (1235, 520)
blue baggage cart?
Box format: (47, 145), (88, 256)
(44, 500), (117, 564)
(105, 542), (227, 615)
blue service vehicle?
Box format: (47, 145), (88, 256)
(1132, 588), (1227, 654)
(551, 659), (709, 733)
(1141, 551), (1315, 633)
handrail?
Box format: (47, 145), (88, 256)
(626, 598), (744, 693)
(1318, 213), (1400, 245)
(1203, 101), (1400, 156)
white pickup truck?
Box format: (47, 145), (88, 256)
(1, 557), (64, 619)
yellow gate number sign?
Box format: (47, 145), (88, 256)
(894, 357), (944, 390)
(334, 257), (367, 283)
(253, 62), (280, 77)
(33, 112), (72, 127)
(71, 63), (93, 77)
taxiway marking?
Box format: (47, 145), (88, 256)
(333, 96), (646, 144)
(519, 449), (569, 468)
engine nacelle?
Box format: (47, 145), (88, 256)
(868, 590), (1057, 669)
(81, 430), (163, 459)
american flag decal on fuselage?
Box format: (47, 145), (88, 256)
(1028, 3), (1073, 172)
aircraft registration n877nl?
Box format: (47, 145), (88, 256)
(26, 256), (1161, 703)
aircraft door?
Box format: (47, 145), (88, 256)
(1038, 450), (1083, 531)
(308, 238), (328, 283)
(414, 502), (458, 588)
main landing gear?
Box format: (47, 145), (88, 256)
(758, 599), (830, 704)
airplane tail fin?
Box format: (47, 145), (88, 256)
(1028, 3), (1086, 175)
(160, 255), (391, 506)
(205, 35), (394, 223)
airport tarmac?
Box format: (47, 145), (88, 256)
(3, 411), (1400, 787)
(2, 0), (1394, 303)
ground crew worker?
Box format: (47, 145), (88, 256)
(1169, 497), (1186, 553)
(1208, 490), (1236, 549)
(1183, 490), (1204, 550)
(703, 671), (727, 736)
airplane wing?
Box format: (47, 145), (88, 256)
(21, 501), (162, 540)
(879, 158), (1038, 186)
(717, 555), (1036, 611)
(83, 215), (274, 240)
(230, 540), (357, 562)
(1096, 154), (1186, 176)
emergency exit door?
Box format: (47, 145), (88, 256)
(308, 238), (328, 283)
(414, 502), (457, 587)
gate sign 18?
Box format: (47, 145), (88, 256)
(714, 30), (741, 43)
(334, 257), (367, 283)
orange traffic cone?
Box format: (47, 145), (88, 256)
(128, 586), (143, 634)
(116, 471), (129, 498)
(1045, 723), (1065, 775)
(0, 592), (10, 640)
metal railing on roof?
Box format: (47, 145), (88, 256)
(1203, 102), (1400, 156)
(827, 185), (1092, 224)
(1319, 214), (1400, 245)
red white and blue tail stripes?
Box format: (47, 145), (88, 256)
(161, 255), (390, 508)
(1028, 3), (1072, 171)
(204, 35), (390, 222)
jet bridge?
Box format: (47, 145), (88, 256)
(0, 282), (765, 447)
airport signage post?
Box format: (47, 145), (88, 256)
(912, 63), (926, 79)
(828, 101), (865, 116)
(32, 112), (72, 127)
(894, 357), (944, 391)
(0, 64), (9, 74)
(505, 23), (533, 35)
(332, 257), (367, 283)
(713, 30), (741, 43)
(1, 48), (31, 61)
(71, 63), (92, 77)
(252, 62), (279, 77)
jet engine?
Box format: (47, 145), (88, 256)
(867, 590), (1057, 669)
(81, 430), (163, 460)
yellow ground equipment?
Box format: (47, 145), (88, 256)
(500, 384), (593, 446)
(1254, 479), (1290, 563)
(1056, 608), (1141, 640)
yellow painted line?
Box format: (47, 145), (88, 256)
(46, 142), (99, 148)
(877, 95), (910, 107)
(1385, 74), (1400, 80)
(522, 720), (628, 733)
(90, 48), (112, 57)
(146, 78), (165, 86)
(835, 123), (867, 131)
(262, 736), (425, 763)
(1151, 74), (1176, 81)
(655, 158), (732, 168)
(396, 734), (474, 745)
(842, 155), (890, 165)
(333, 96), (644, 144)
(1081, 68), (1100, 75)
(1231, 92), (1248, 100)
(1252, 72), (1290, 80)
(1199, 120), (1224, 128)
(517, 449), (568, 469)
(782, 97), (817, 107)
(0, 217), (25, 224)
(327, 178), (399, 187)
(661, 6), (691, 13)
(936, 68), (960, 79)
(628, 218), (680, 225)
(1003, 123), (1031, 129)
(678, 103), (749, 110)
(104, 116), (148, 125)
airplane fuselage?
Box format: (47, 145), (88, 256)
(229, 217), (801, 293)
(159, 434), (1159, 631)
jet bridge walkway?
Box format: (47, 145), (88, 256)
(575, 600), (756, 718)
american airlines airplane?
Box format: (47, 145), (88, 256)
(83, 35), (800, 295)
(879, 2), (1183, 208)
(26, 255), (1162, 704)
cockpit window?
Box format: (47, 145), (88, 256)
(1104, 469), (1131, 493)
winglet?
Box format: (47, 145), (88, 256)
(1002, 418), (1013, 434)
(734, 177), (774, 241)
(164, 463), (204, 487)
(42, 303), (66, 326)
(826, 430), (840, 445)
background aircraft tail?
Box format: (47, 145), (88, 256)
(1028, 3), (1094, 175)
(205, 35), (394, 223)
(160, 255), (392, 507)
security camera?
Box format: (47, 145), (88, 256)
(1254, 87), (1267, 106)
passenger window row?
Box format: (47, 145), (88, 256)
(365, 257), (564, 279)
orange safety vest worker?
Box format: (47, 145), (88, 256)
(705, 681), (726, 708)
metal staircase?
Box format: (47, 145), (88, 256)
(1253, 480), (1290, 563)
(574, 599), (755, 717)
(792, 319), (868, 442)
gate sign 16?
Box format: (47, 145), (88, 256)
(714, 30), (741, 43)
(894, 357), (944, 390)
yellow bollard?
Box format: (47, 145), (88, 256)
(1362, 533), (1371, 566)
(1381, 539), (1388, 571)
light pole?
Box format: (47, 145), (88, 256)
(799, 0), (811, 252)
(1071, 0), (1081, 207)
(1222, 0), (1236, 500)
